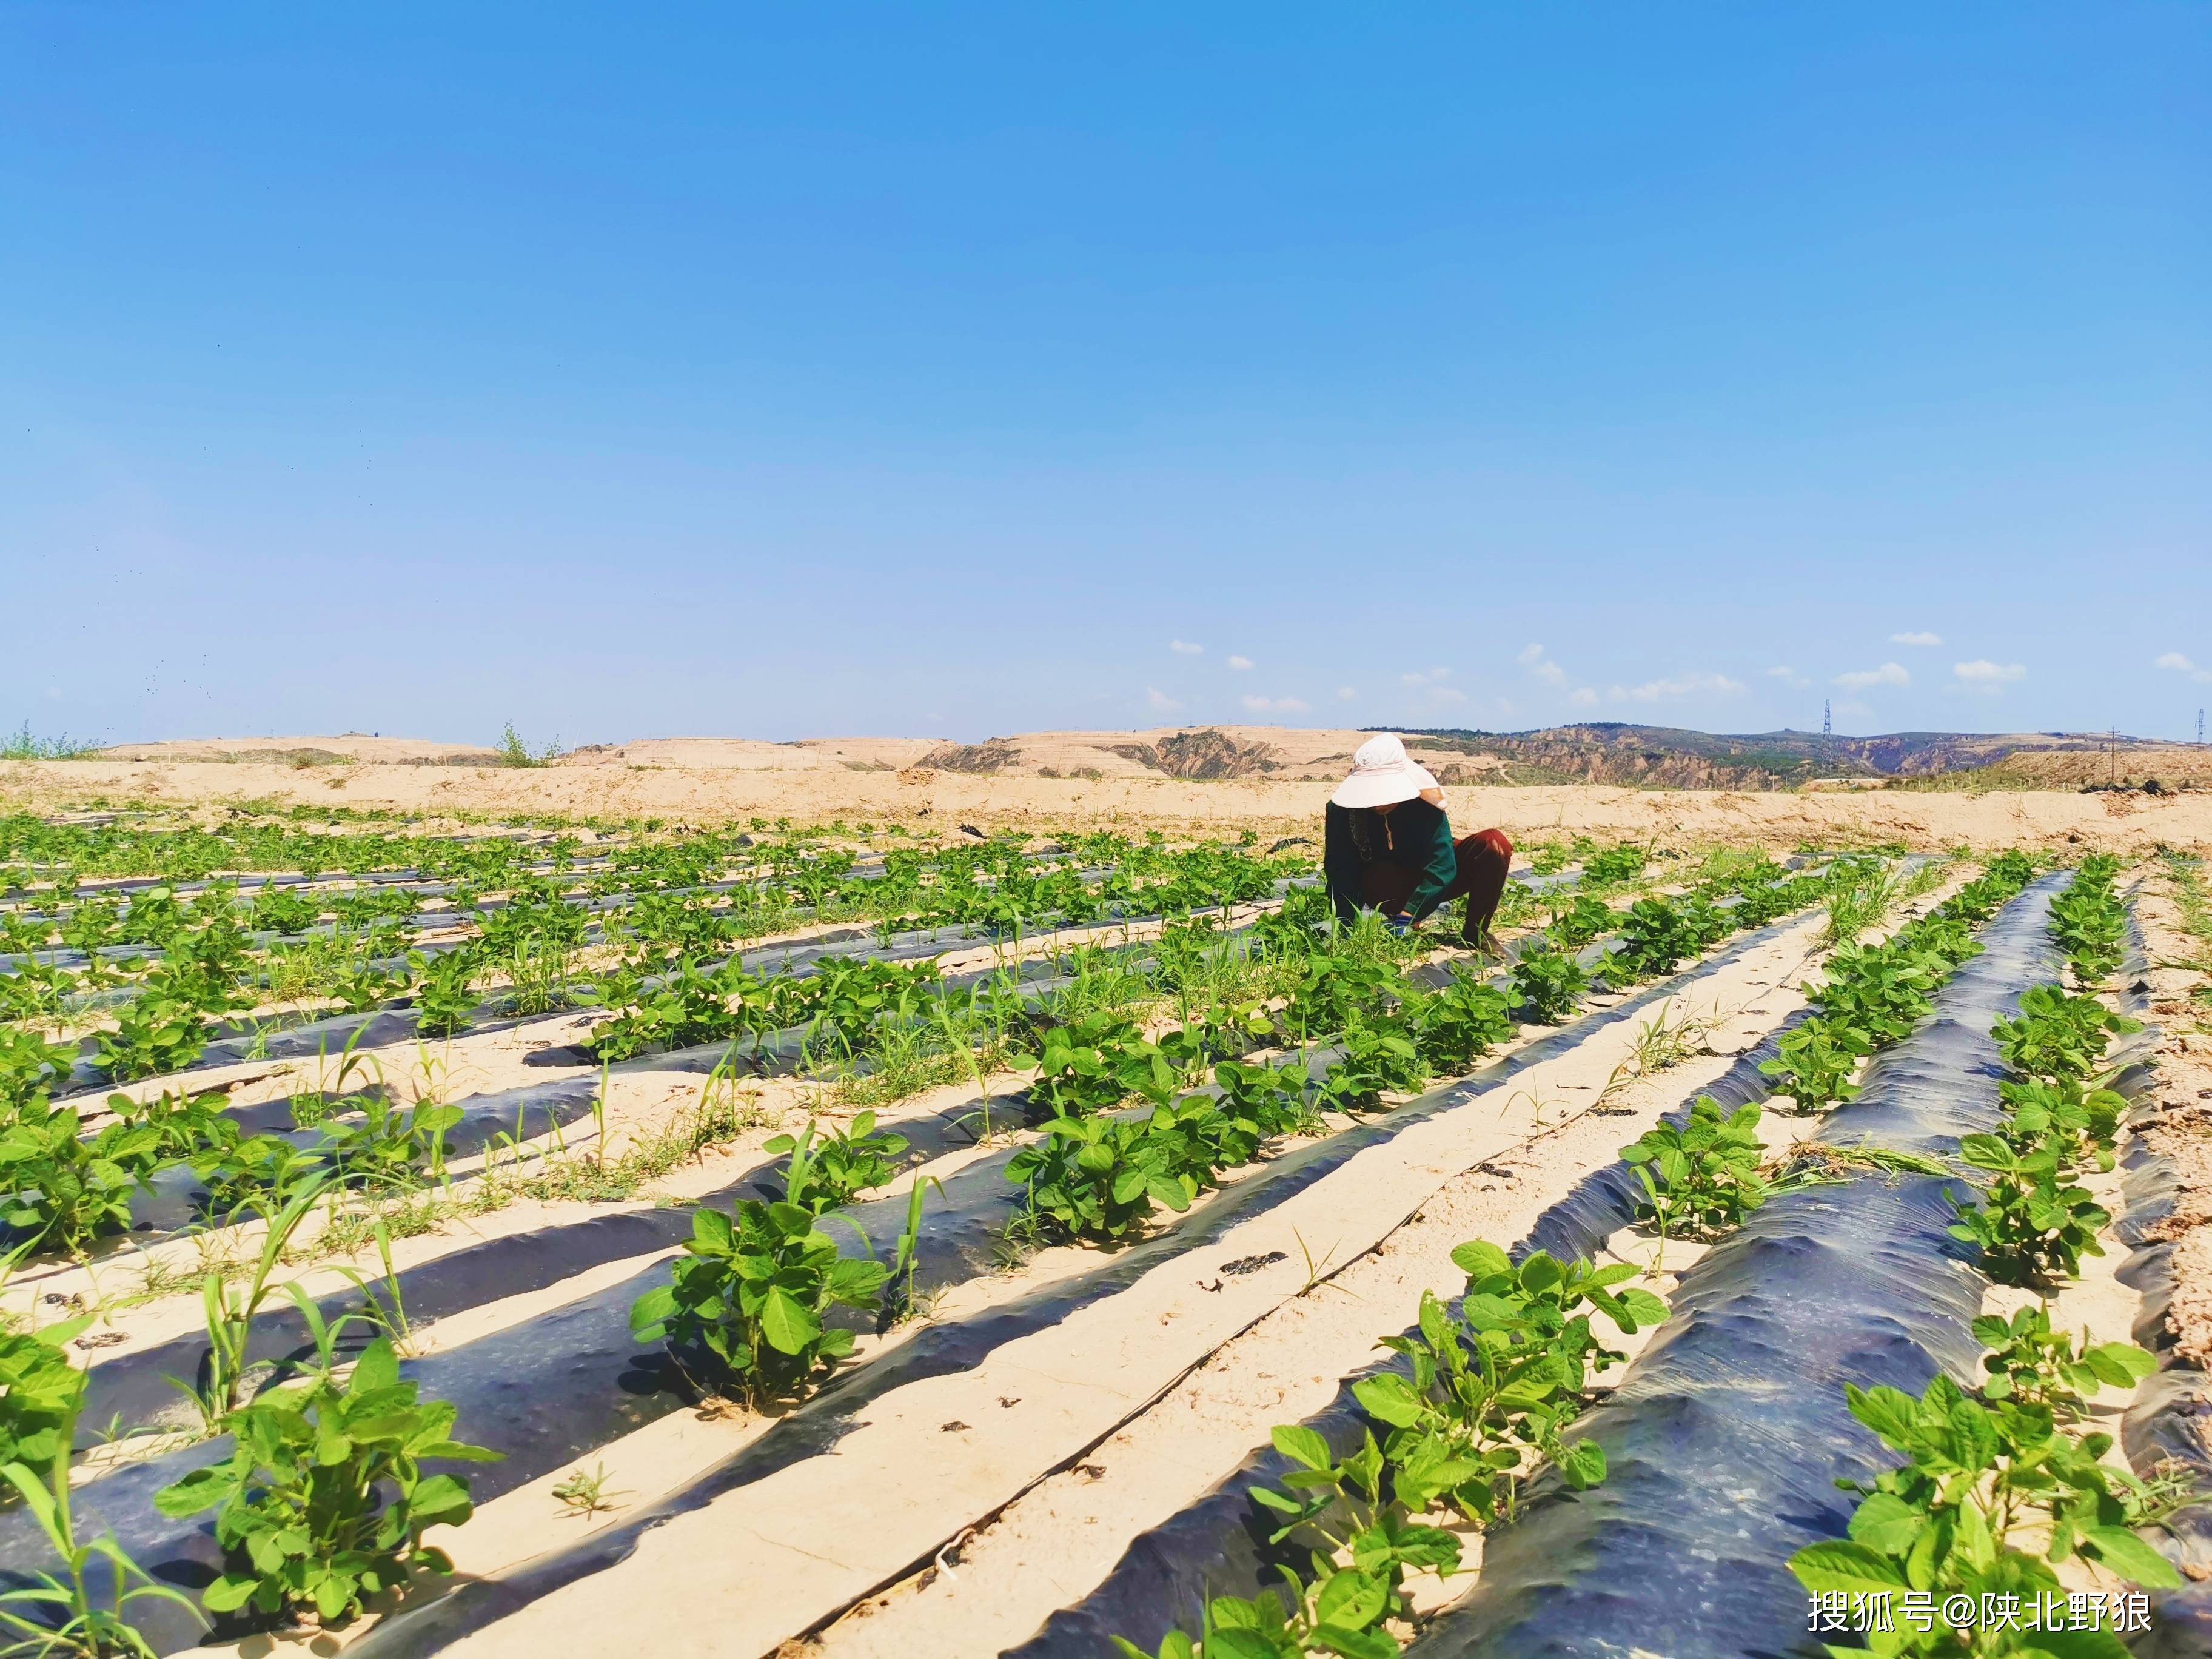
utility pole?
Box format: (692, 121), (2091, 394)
(2109, 725), (2117, 788)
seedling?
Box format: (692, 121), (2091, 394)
(552, 1463), (630, 1520)
(0, 1436), (203, 1657)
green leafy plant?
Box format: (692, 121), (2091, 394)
(1355, 1242), (1666, 1525)
(1946, 1133), (2110, 1286)
(0, 1319), (90, 1476)
(406, 948), (478, 1038)
(1972, 1302), (2155, 1413)
(1317, 1021), (1425, 1114)
(1015, 1010), (1171, 1118)
(1992, 985), (2139, 1085)
(764, 1111), (910, 1213)
(154, 1338), (500, 1626)
(0, 1440), (202, 1657)
(0, 1103), (164, 1258)
(1580, 844), (1648, 885)
(90, 991), (207, 1082)
(1789, 1373), (2177, 1658)
(628, 1199), (888, 1405)
(1620, 1095), (1769, 1239)
(1005, 1110), (1205, 1244)
(1758, 1014), (1872, 1114)
(1508, 945), (1586, 1025)
(2048, 855), (2128, 984)
(316, 1096), (462, 1192)
(1544, 894), (1614, 950)
(1408, 973), (1515, 1072)
(1602, 897), (1697, 982)
(174, 1178), (334, 1431)
(190, 1133), (329, 1224)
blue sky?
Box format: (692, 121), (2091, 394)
(2, 4), (2207, 747)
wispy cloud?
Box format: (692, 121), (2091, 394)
(1889, 631), (1943, 647)
(1766, 665), (1813, 690)
(1169, 640), (1202, 655)
(2156, 651), (2212, 685)
(1226, 655), (1254, 671)
(1834, 662), (1910, 691)
(1517, 642), (1569, 688)
(1569, 686), (1599, 709)
(1241, 694), (1311, 714)
(1607, 671), (1748, 703)
(1145, 686), (1182, 712)
(1952, 660), (2025, 694)
(1399, 666), (1452, 688)
(1336, 686), (1358, 700)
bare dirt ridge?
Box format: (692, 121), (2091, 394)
(10, 752), (2212, 854)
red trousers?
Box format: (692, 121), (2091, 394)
(1360, 828), (1515, 943)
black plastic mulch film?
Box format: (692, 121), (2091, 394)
(2112, 906), (2212, 1658)
(1011, 873), (2125, 1659)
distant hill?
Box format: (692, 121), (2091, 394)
(82, 723), (2211, 792)
(1387, 723), (2212, 790)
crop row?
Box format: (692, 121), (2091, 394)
(1081, 853), (2031, 1656)
(1786, 854), (2176, 1658)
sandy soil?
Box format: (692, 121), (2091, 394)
(8, 758), (2211, 855)
(90, 735), (500, 765)
(2127, 871), (2212, 1366)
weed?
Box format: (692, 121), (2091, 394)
(551, 1463), (629, 1520)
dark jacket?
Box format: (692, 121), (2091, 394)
(1323, 797), (1457, 923)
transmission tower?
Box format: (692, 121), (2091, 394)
(2200, 707), (2205, 744)
(1823, 699), (1831, 739)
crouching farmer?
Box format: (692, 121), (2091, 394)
(1322, 734), (1513, 949)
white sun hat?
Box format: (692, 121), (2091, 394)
(1331, 734), (1438, 809)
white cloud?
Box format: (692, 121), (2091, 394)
(1834, 662), (1911, 691)
(2156, 651), (2212, 684)
(1569, 686), (1599, 709)
(1952, 660), (2026, 694)
(1607, 671), (1748, 704)
(1145, 686), (1182, 712)
(44, 687), (62, 701)
(1241, 694), (1312, 714)
(1336, 686), (1357, 700)
(1226, 655), (1254, 671)
(1169, 640), (1202, 655)
(1766, 666), (1813, 690)
(1517, 643), (1569, 687)
(1832, 699), (1872, 722)
(1423, 686), (1467, 708)
(1890, 631), (1943, 647)
(1399, 666), (1453, 688)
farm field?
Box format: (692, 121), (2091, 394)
(2, 782), (2212, 1659)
